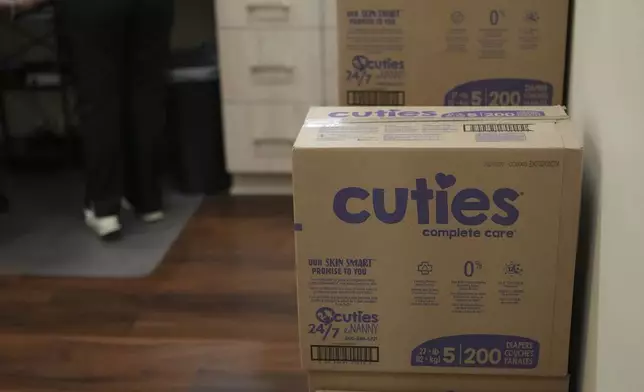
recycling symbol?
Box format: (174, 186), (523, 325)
(417, 262), (433, 275)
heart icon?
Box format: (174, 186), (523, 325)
(435, 173), (456, 189)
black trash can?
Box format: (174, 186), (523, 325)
(166, 63), (230, 194)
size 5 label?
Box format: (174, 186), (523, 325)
(411, 335), (539, 369)
(444, 79), (553, 106)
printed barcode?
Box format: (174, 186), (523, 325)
(464, 124), (533, 132)
(311, 345), (380, 362)
(347, 91), (405, 106)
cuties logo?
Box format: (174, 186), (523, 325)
(316, 307), (379, 324)
(351, 55), (405, 71)
(333, 173), (521, 226)
(346, 55), (405, 86)
(328, 109), (437, 118)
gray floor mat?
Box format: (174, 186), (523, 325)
(0, 171), (202, 278)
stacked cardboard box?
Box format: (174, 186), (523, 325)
(309, 372), (569, 392)
(337, 0), (569, 106)
(293, 106), (582, 391)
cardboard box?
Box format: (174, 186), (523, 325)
(309, 371), (570, 392)
(293, 107), (582, 377)
(337, 0), (569, 106)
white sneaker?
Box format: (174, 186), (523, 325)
(84, 209), (122, 239)
(140, 210), (165, 223)
(121, 198), (164, 223)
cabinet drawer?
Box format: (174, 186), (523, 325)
(219, 29), (323, 103)
(223, 103), (310, 173)
(216, 0), (322, 29)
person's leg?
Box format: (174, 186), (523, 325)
(0, 192), (7, 214)
(59, 0), (129, 237)
(123, 0), (174, 219)
(0, 171), (7, 214)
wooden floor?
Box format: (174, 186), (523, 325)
(0, 197), (306, 392)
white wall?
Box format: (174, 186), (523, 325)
(569, 0), (644, 391)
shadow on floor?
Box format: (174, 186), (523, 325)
(0, 170), (202, 277)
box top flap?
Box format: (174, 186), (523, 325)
(295, 106), (576, 150)
(305, 106), (568, 124)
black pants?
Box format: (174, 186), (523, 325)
(60, 0), (174, 217)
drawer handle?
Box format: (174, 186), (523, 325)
(254, 137), (295, 146)
(250, 65), (295, 85)
(250, 65), (295, 75)
(247, 2), (290, 12)
(246, 2), (291, 21)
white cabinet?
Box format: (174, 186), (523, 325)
(216, 0), (337, 195)
(322, 0), (336, 28)
(218, 29), (323, 103)
(323, 27), (338, 105)
(217, 0), (323, 29)
(223, 103), (310, 173)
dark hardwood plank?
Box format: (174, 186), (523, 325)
(0, 196), (306, 391)
(0, 335), (305, 392)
